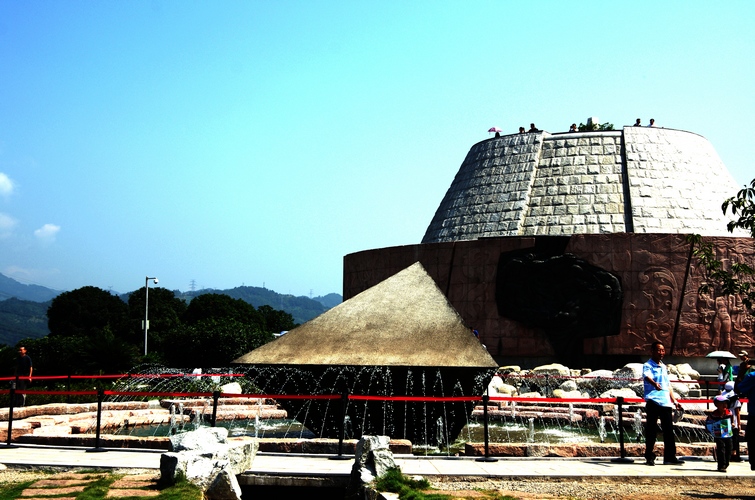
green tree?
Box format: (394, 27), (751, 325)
(723, 178), (755, 237)
(16, 328), (140, 376)
(47, 286), (129, 338)
(689, 178), (755, 311)
(578, 121), (614, 131)
(257, 304), (296, 334)
(17, 336), (88, 375)
(161, 318), (273, 368)
(127, 287), (187, 343)
(183, 293), (264, 330)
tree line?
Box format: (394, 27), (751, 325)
(1, 286), (293, 377)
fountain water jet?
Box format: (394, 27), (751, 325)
(234, 263), (497, 446)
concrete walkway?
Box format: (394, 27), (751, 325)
(0, 443), (754, 480)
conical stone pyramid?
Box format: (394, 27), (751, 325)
(234, 261), (496, 368)
(234, 262), (497, 445)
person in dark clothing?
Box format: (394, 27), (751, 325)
(14, 346), (32, 407)
(735, 360), (755, 470)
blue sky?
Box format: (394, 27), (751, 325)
(1, 1), (753, 297)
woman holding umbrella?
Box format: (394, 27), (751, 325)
(718, 358), (734, 389)
(707, 350), (737, 392)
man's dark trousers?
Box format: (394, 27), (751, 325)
(644, 400), (676, 461)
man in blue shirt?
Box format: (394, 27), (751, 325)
(643, 341), (684, 466)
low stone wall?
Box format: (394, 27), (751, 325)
(464, 443), (728, 458)
(0, 400), (286, 443)
(16, 434), (171, 449)
(465, 442), (723, 458)
(257, 438), (412, 455)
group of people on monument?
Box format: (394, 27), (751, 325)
(634, 118), (655, 127)
(644, 342), (755, 473)
(498, 118), (656, 136)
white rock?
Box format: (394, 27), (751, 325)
(518, 392), (543, 398)
(498, 365), (521, 373)
(600, 388), (640, 400)
(559, 380), (578, 392)
(205, 461), (242, 500)
(532, 363), (570, 377)
(614, 363), (643, 383)
(169, 426), (228, 452)
(552, 389), (583, 399)
(220, 382), (243, 394)
(675, 363), (701, 380)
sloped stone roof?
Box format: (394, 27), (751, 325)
(233, 262), (497, 368)
(423, 127), (744, 243)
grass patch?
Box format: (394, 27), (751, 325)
(374, 468), (449, 500)
(0, 471), (202, 500)
(79, 474), (116, 500)
(154, 478), (203, 500)
(0, 480), (36, 500)
(374, 469), (520, 500)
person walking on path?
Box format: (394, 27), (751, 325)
(722, 381), (743, 461)
(706, 394), (734, 472)
(643, 341), (684, 466)
(14, 346), (32, 407)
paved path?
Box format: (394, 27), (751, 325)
(251, 452), (755, 479)
(0, 443), (753, 480)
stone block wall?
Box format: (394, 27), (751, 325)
(422, 127), (743, 243)
(624, 127), (740, 235)
(521, 132), (626, 235)
(422, 133), (542, 243)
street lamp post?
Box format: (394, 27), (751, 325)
(144, 276), (158, 356)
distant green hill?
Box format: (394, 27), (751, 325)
(0, 272), (342, 344)
(0, 274), (61, 302)
(312, 293), (342, 309)
(0, 298), (50, 346)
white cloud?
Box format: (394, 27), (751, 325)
(34, 223), (60, 243)
(0, 212), (17, 238)
(0, 173), (14, 197)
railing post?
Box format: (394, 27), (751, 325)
(86, 387), (106, 453)
(66, 373), (72, 404)
(211, 390), (220, 427)
(476, 394), (498, 462)
(330, 391), (351, 460)
(5, 383), (16, 448)
(705, 379), (710, 410)
(611, 396), (633, 463)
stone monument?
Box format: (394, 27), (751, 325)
(344, 125), (755, 366)
(234, 262), (497, 445)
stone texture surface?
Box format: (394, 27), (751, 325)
(344, 233), (755, 359)
(423, 128), (743, 243)
(21, 486), (86, 496)
(160, 428), (256, 500)
(464, 441), (724, 458)
(348, 436), (397, 500)
(234, 262), (496, 368)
